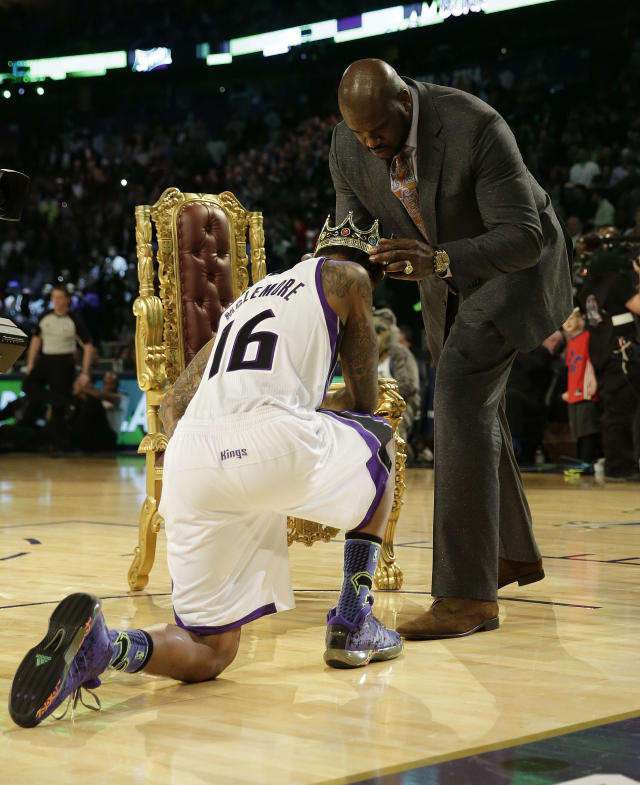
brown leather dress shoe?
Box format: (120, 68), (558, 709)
(396, 597), (499, 640)
(498, 557), (544, 590)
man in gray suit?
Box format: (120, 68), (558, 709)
(331, 59), (573, 639)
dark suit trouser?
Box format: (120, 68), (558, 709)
(22, 354), (75, 410)
(598, 358), (640, 477)
(431, 310), (540, 602)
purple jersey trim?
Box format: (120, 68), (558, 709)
(314, 257), (339, 396)
(321, 409), (390, 530)
(173, 602), (277, 635)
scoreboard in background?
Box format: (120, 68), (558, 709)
(0, 374), (146, 447)
(201, 0), (558, 64)
(2, 0), (560, 87)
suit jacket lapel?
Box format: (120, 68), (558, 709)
(411, 80), (444, 244)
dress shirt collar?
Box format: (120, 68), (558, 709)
(404, 85), (420, 153)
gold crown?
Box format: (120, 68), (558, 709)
(315, 212), (380, 256)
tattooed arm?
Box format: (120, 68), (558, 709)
(321, 260), (378, 414)
(159, 336), (216, 439)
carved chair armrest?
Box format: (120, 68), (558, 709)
(372, 378), (407, 431)
(133, 295), (167, 393)
(326, 377), (406, 431)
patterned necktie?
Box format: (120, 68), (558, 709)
(390, 149), (428, 240)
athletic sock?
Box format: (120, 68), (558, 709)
(107, 629), (154, 673)
(335, 532), (382, 625)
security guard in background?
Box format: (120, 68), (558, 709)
(579, 237), (640, 480)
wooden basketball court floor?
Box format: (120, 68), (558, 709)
(1, 453), (638, 785)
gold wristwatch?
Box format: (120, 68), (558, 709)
(433, 248), (450, 276)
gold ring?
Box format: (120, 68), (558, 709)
(403, 261), (414, 275)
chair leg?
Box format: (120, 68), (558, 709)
(374, 433), (407, 590)
(128, 495), (163, 591)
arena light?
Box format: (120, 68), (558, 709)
(132, 47), (172, 72)
(438, 0), (483, 17)
(12, 51), (127, 81)
(301, 19), (340, 43)
(201, 0), (557, 65)
(263, 42), (292, 57)
(230, 28), (295, 56)
(206, 53), (233, 66)
(335, 7), (405, 42)
(228, 23), (338, 58)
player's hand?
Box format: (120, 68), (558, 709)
(369, 237), (434, 280)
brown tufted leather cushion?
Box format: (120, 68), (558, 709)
(177, 202), (235, 367)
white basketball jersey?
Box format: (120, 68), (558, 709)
(182, 257), (341, 422)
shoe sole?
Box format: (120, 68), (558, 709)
(498, 569), (545, 590)
(9, 593), (101, 728)
(400, 616), (500, 641)
(324, 642), (403, 669)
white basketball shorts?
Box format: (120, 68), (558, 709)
(158, 408), (393, 634)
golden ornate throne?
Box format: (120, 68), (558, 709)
(130, 187), (407, 593)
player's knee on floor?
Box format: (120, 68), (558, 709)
(195, 627), (241, 681)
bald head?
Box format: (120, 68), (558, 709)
(338, 59), (412, 160)
(338, 59), (406, 113)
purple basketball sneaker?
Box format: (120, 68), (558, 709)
(324, 596), (403, 668)
(9, 593), (113, 727)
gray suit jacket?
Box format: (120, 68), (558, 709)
(330, 79), (573, 362)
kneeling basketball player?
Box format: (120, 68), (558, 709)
(10, 213), (403, 728)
